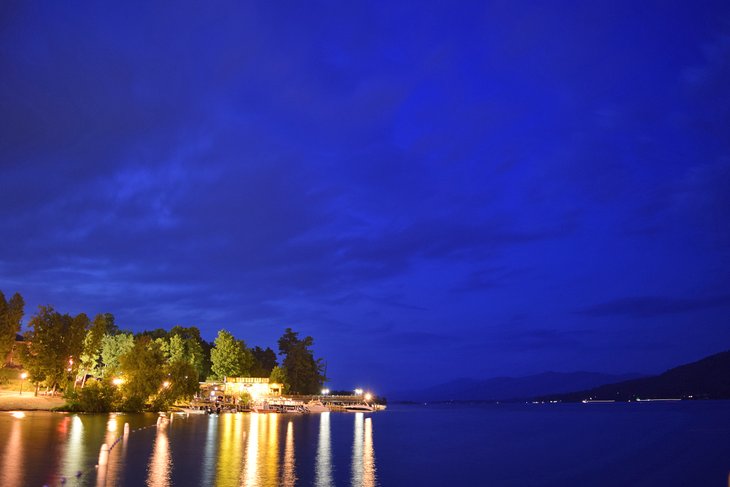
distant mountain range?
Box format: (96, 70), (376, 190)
(398, 371), (644, 402)
(540, 349), (730, 402)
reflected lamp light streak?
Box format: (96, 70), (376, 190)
(281, 420), (296, 487)
(315, 412), (333, 487)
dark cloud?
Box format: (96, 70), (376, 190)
(580, 295), (730, 318)
(1, 1), (730, 389)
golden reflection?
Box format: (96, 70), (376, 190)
(281, 420), (296, 487)
(265, 413), (279, 484)
(147, 418), (171, 487)
(316, 412), (333, 487)
(243, 413), (260, 487)
(60, 415), (85, 481)
(362, 417), (376, 487)
(103, 414), (123, 485)
(1, 415), (23, 487)
(216, 412), (244, 487)
(351, 414), (377, 487)
(351, 413), (363, 485)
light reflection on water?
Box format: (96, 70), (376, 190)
(0, 409), (379, 486)
(282, 420), (297, 486)
(62, 415), (84, 481)
(147, 417), (171, 487)
(243, 412), (259, 487)
(315, 412), (333, 487)
(0, 416), (22, 487)
(363, 417), (376, 487)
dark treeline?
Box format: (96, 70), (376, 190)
(0, 290), (327, 412)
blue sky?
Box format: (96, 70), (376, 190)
(1, 1), (729, 393)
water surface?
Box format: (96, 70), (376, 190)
(1, 402), (729, 486)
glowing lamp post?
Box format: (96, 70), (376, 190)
(162, 381), (171, 389)
(19, 372), (28, 395)
(321, 388), (330, 396)
(364, 393), (372, 402)
(354, 388), (363, 396)
(112, 378), (124, 386)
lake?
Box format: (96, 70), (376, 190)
(1, 401), (729, 486)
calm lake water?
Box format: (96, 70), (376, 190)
(1, 402), (730, 486)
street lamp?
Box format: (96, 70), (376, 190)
(162, 381), (171, 389)
(321, 388), (330, 396)
(112, 378), (124, 386)
(19, 372), (27, 396)
(354, 388), (363, 395)
(364, 393), (372, 402)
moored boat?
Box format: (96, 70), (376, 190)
(344, 403), (374, 412)
(305, 399), (330, 413)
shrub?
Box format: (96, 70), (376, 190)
(65, 379), (121, 412)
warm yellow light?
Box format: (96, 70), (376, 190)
(364, 393), (372, 402)
(20, 372), (27, 380)
(162, 381), (170, 388)
(112, 378), (124, 386)
(11, 411), (25, 419)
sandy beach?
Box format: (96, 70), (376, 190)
(0, 389), (65, 410)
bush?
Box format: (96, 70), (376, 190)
(0, 367), (22, 387)
(65, 379), (121, 412)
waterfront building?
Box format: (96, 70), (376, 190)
(224, 377), (282, 401)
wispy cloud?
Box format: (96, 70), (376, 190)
(579, 295), (730, 318)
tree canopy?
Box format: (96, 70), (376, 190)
(8, 291), (332, 412)
(277, 328), (326, 394)
(210, 329), (253, 380)
(0, 291), (24, 361)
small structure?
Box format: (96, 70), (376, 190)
(224, 377), (282, 401)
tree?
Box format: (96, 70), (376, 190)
(269, 366), (290, 393)
(0, 291), (24, 362)
(100, 333), (134, 378)
(159, 359), (200, 408)
(21, 306), (87, 393)
(78, 313), (114, 385)
(277, 328), (326, 394)
(119, 336), (166, 411)
(251, 346), (278, 376)
(210, 329), (253, 380)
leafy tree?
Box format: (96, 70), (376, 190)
(79, 313), (113, 384)
(210, 329), (253, 380)
(156, 359), (200, 409)
(119, 336), (166, 411)
(137, 328), (169, 340)
(277, 328), (326, 394)
(100, 333), (134, 378)
(0, 291), (24, 362)
(168, 334), (186, 363)
(251, 346), (278, 376)
(21, 306), (88, 393)
(269, 366), (290, 393)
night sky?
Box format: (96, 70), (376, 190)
(1, 2), (729, 394)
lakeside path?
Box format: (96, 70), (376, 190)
(0, 389), (65, 410)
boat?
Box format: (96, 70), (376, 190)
(344, 403), (374, 412)
(179, 407), (207, 415)
(304, 399), (330, 413)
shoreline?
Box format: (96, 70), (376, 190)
(0, 390), (65, 411)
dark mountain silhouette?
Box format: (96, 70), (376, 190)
(398, 371), (643, 402)
(541, 349), (730, 402)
